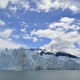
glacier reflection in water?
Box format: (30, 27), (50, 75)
(0, 70), (80, 80)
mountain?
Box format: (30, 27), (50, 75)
(0, 48), (80, 70)
(55, 51), (79, 58)
(39, 49), (79, 58)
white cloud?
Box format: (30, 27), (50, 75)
(32, 17), (80, 55)
(60, 17), (75, 24)
(49, 17), (80, 31)
(9, 6), (17, 14)
(40, 41), (80, 56)
(0, 0), (80, 13)
(0, 38), (27, 49)
(35, 0), (80, 13)
(20, 22), (29, 33)
(32, 37), (38, 42)
(31, 29), (64, 40)
(0, 0), (30, 14)
(23, 34), (32, 40)
(40, 40), (75, 51)
(20, 22), (29, 27)
(12, 35), (20, 39)
(0, 20), (5, 26)
(0, 0), (18, 9)
(69, 5), (79, 13)
(20, 1), (30, 10)
(0, 0), (9, 9)
(21, 28), (27, 33)
(36, 0), (53, 12)
(0, 29), (14, 39)
(23, 34), (38, 42)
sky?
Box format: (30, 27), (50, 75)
(0, 0), (80, 56)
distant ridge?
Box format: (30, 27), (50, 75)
(39, 49), (79, 59)
(55, 51), (79, 58)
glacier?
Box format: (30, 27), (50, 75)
(0, 48), (80, 70)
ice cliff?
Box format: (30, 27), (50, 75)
(0, 48), (80, 70)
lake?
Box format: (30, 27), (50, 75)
(0, 70), (80, 80)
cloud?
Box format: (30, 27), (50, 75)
(36, 0), (53, 12)
(0, 29), (14, 39)
(31, 17), (80, 55)
(20, 22), (29, 33)
(0, 0), (30, 15)
(31, 29), (64, 40)
(40, 41), (80, 56)
(0, 38), (27, 49)
(35, 0), (80, 13)
(32, 37), (38, 42)
(12, 35), (20, 39)
(0, 29), (27, 49)
(21, 28), (27, 33)
(0, 0), (9, 9)
(0, 0), (80, 13)
(20, 0), (30, 10)
(49, 17), (80, 31)
(20, 22), (29, 27)
(69, 5), (79, 13)
(60, 17), (75, 24)
(9, 6), (17, 14)
(0, 0), (18, 9)
(23, 34), (38, 42)
(0, 0), (30, 9)
(0, 20), (5, 26)
(23, 34), (32, 40)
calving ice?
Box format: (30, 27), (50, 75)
(0, 48), (80, 70)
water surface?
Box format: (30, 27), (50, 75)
(0, 70), (80, 80)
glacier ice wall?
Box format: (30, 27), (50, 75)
(0, 48), (80, 70)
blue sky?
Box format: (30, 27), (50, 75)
(0, 0), (80, 56)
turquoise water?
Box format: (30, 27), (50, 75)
(0, 70), (80, 80)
